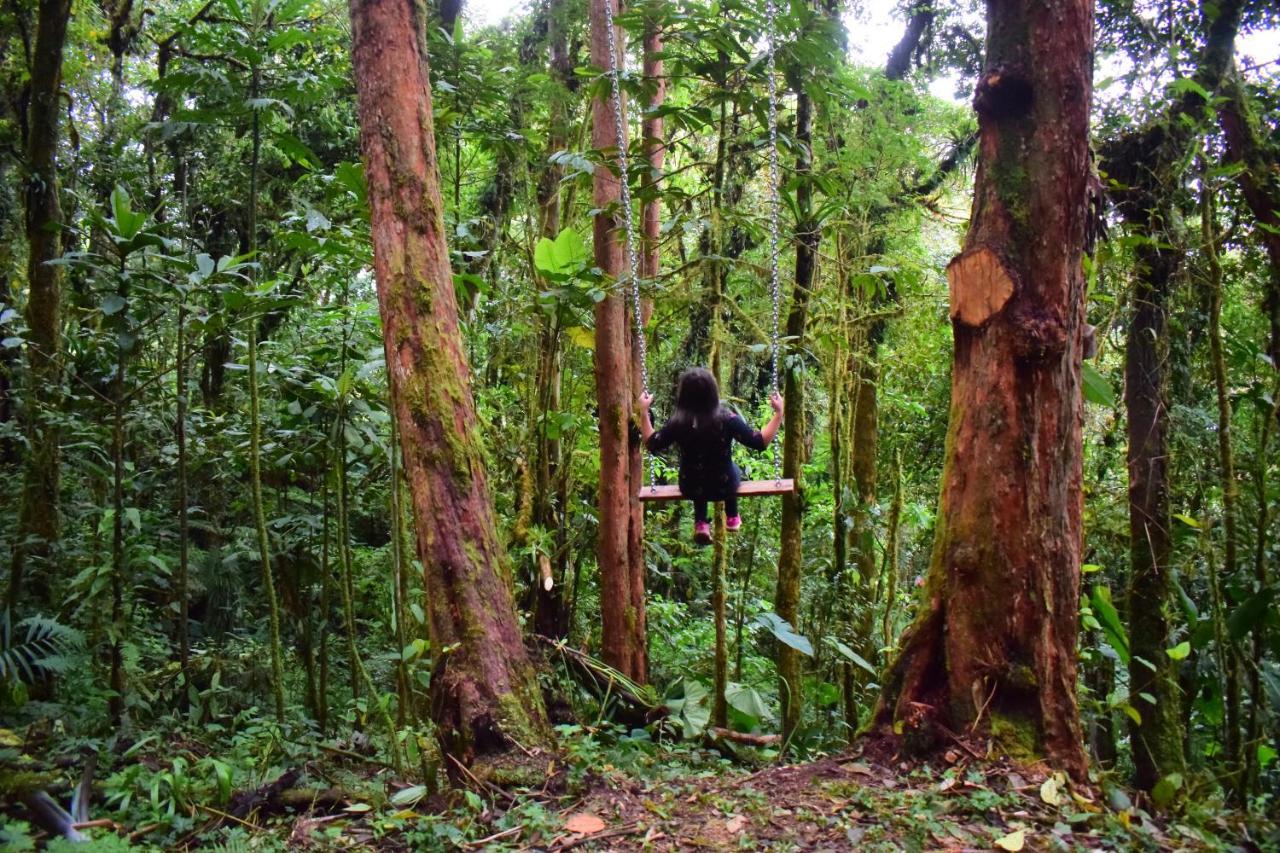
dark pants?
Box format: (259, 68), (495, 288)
(685, 463), (742, 524)
(693, 495), (739, 525)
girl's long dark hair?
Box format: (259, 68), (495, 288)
(667, 367), (734, 433)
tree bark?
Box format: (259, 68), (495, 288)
(885, 0), (934, 81)
(348, 0), (551, 764)
(1098, 0), (1243, 792)
(591, 0), (646, 682)
(531, 0), (571, 639)
(1203, 180), (1246, 797)
(776, 86), (817, 747)
(872, 0), (1094, 780)
(626, 9), (665, 686)
(1218, 84), (1280, 783)
(7, 0), (71, 613)
(1217, 70), (1280, 369)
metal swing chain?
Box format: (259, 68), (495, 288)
(602, 0), (657, 489)
(764, 0), (784, 483)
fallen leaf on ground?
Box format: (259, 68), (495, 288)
(994, 829), (1026, 851)
(725, 815), (746, 833)
(565, 813), (606, 835)
(939, 777), (957, 792)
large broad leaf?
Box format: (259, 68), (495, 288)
(663, 677), (710, 738)
(753, 612), (814, 656)
(1228, 587), (1276, 641)
(724, 682), (771, 728)
(109, 185), (147, 241)
(1090, 585), (1129, 664)
(828, 638), (876, 675)
(1081, 362), (1117, 407)
(534, 227), (589, 278)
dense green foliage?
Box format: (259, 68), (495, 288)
(0, 0), (1278, 846)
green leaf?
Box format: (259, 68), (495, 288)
(664, 677), (711, 738)
(390, 785), (427, 807)
(305, 207), (331, 233)
(1165, 641), (1190, 661)
(101, 294), (127, 316)
(1168, 76), (1210, 101)
(1089, 585), (1129, 664)
(565, 326), (594, 350)
(1228, 587), (1275, 641)
(535, 227), (589, 277)
(1081, 362), (1116, 407)
(1151, 773), (1183, 809)
(829, 638), (876, 674)
(753, 612), (814, 656)
(724, 683), (770, 726)
(196, 253), (216, 280)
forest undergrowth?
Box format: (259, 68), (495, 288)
(4, 715), (1276, 850)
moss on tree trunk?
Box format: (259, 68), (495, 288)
(872, 0), (1095, 780)
(776, 86), (817, 747)
(7, 0), (71, 613)
(348, 0), (552, 766)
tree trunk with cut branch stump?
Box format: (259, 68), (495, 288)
(872, 0), (1095, 781)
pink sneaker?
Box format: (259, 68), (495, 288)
(693, 521), (712, 545)
(726, 515), (742, 532)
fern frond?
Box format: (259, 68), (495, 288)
(0, 612), (84, 685)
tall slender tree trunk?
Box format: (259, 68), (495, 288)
(175, 302), (191, 687)
(1204, 179), (1248, 798)
(7, 0), (72, 613)
(1123, 225), (1186, 791)
(531, 0), (570, 639)
(776, 86), (817, 747)
(1100, 0), (1243, 792)
(246, 69), (287, 724)
(1217, 81), (1280, 794)
(108, 292), (128, 724)
(625, 2), (665, 688)
(590, 0), (646, 682)
(348, 0), (551, 765)
(873, 0), (1094, 780)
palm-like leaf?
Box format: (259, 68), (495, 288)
(0, 612), (84, 685)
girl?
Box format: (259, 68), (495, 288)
(639, 368), (784, 545)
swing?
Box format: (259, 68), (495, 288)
(600, 0), (796, 504)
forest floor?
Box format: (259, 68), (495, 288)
(537, 747), (1262, 851)
(4, 726), (1275, 850)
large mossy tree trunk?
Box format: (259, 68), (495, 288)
(348, 0), (551, 765)
(1099, 0), (1242, 793)
(591, 0), (647, 682)
(872, 0), (1094, 780)
(7, 0), (72, 613)
(776, 86), (817, 747)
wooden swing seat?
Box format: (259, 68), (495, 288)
(638, 478), (795, 502)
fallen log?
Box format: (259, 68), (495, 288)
(706, 727), (782, 747)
